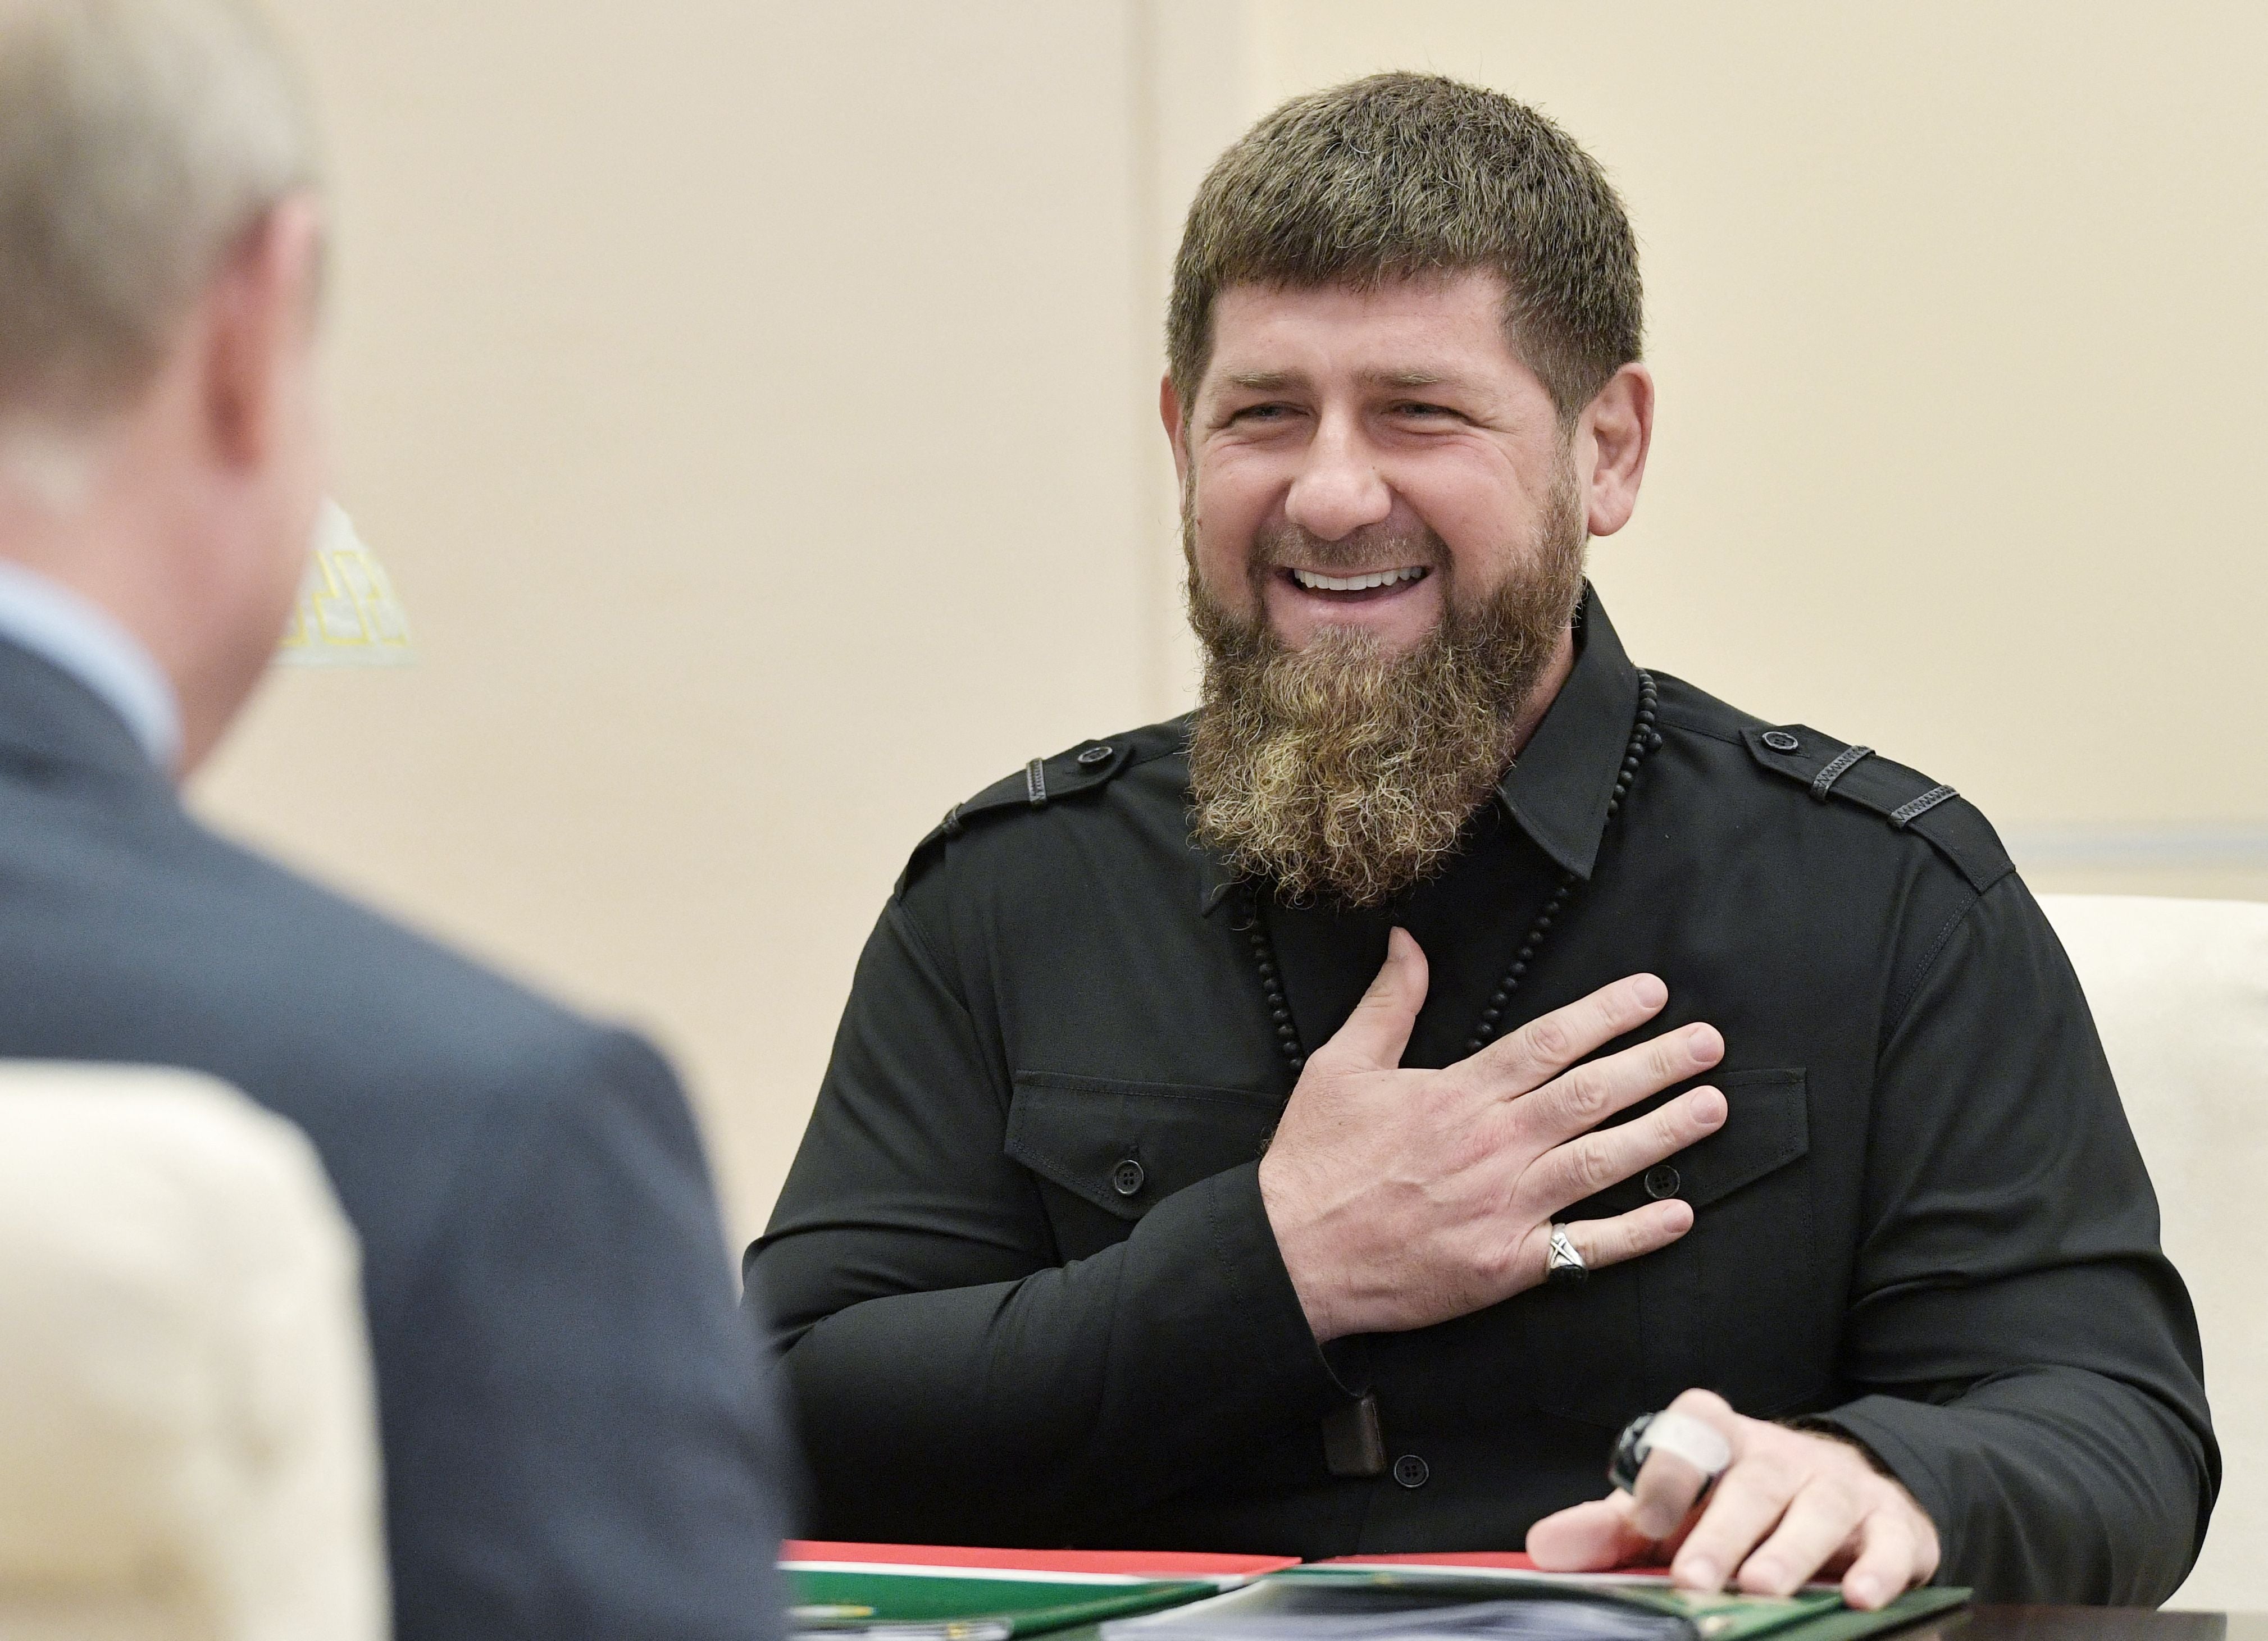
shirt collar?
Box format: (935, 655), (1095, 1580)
(1192, 582), (1639, 911)
(0, 560), (181, 773)
(1495, 583), (1639, 882)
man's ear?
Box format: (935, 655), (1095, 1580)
(198, 192), (324, 469)
(1578, 362), (1654, 539)
(1160, 372), (1192, 491)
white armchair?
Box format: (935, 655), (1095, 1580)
(0, 1064), (388, 1641)
(2038, 895), (2268, 1613)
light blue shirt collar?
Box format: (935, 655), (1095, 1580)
(0, 560), (181, 772)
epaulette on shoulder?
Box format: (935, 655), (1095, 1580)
(1742, 724), (2013, 894)
(894, 721), (1182, 897)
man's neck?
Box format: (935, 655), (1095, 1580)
(0, 453), (186, 776)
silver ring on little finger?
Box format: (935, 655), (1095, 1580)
(1546, 1222), (1588, 1286)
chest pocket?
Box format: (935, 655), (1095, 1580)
(1006, 1072), (1281, 1261)
(1510, 1068), (1821, 1427)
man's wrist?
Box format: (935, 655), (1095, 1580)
(1255, 1150), (1345, 1343)
(1779, 1415), (1898, 1480)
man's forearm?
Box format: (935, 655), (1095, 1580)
(1816, 1366), (2215, 1604)
(775, 1161), (1348, 1544)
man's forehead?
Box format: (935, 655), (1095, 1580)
(1203, 271), (1524, 391)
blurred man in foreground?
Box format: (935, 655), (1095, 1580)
(753, 73), (2212, 1605)
(0, 2), (791, 1634)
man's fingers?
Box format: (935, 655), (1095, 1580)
(1315, 927), (1428, 1072)
(1670, 1453), (1800, 1593)
(1534, 1201), (1694, 1287)
(1839, 1512), (1925, 1610)
(1528, 1086), (1726, 1210)
(1627, 1448), (1711, 1542)
(1734, 1479), (1865, 1597)
(1525, 1494), (1661, 1573)
(1518, 1024), (1725, 1149)
(1469, 972), (1671, 1095)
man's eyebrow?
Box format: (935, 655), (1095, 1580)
(1216, 368), (1463, 392)
(1220, 370), (1302, 391)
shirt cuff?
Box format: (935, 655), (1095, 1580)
(1173, 1158), (1368, 1412)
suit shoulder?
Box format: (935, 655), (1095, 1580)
(894, 715), (1188, 896)
(174, 820), (646, 1102)
(1650, 673), (2012, 895)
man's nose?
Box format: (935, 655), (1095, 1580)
(1283, 418), (1391, 543)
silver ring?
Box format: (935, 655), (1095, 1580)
(1546, 1223), (1587, 1286)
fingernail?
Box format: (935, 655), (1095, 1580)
(1847, 1575), (1880, 1608)
(1686, 1024), (1720, 1061)
(1632, 974), (1666, 1008)
(1680, 1557), (1719, 1590)
(1691, 1087), (1726, 1127)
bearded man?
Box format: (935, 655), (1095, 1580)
(750, 73), (2212, 1607)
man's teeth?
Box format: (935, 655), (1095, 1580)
(1288, 566), (1428, 592)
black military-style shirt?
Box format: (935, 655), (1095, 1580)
(748, 590), (2215, 1604)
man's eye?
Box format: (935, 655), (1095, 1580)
(1392, 402), (1456, 419)
(1234, 404), (1291, 422)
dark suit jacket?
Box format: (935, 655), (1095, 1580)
(0, 637), (792, 1640)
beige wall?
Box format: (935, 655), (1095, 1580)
(197, 1), (2268, 1251)
(198, 0), (1169, 1245)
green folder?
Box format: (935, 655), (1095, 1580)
(787, 1566), (1226, 1639)
(1093, 1566), (1970, 1641)
(1261, 1568), (1968, 1641)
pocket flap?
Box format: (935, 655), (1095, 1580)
(1579, 1068), (1810, 1215)
(1006, 1072), (1282, 1221)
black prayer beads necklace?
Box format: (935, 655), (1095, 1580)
(1241, 672), (1661, 1078)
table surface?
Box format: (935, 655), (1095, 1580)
(1912, 1609), (2266, 1641)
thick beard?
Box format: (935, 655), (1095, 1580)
(1186, 473), (1587, 909)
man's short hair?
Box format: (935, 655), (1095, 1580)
(1167, 71), (1642, 424)
(0, 0), (317, 426)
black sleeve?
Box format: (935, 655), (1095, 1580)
(1811, 876), (2217, 1603)
(746, 895), (1345, 1544)
(383, 1029), (796, 1641)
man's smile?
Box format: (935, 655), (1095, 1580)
(1260, 559), (1444, 649)
(1283, 564), (1431, 596)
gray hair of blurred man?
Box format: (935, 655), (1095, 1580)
(0, 0), (317, 481)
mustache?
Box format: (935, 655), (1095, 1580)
(1250, 521), (1450, 575)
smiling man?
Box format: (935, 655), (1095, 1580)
(750, 74), (2213, 1606)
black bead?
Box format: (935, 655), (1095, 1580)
(1481, 1006), (1501, 1023)
(1510, 961), (1527, 978)
(1270, 1008), (1288, 1023)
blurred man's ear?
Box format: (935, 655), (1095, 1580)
(1578, 362), (1654, 539)
(1160, 373), (1191, 490)
(198, 193), (324, 470)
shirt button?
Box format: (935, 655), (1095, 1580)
(1761, 730), (1800, 753)
(1392, 1453), (1429, 1489)
(1645, 1164), (1682, 1200)
(1110, 1157), (1145, 1196)
(1077, 745), (1114, 767)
